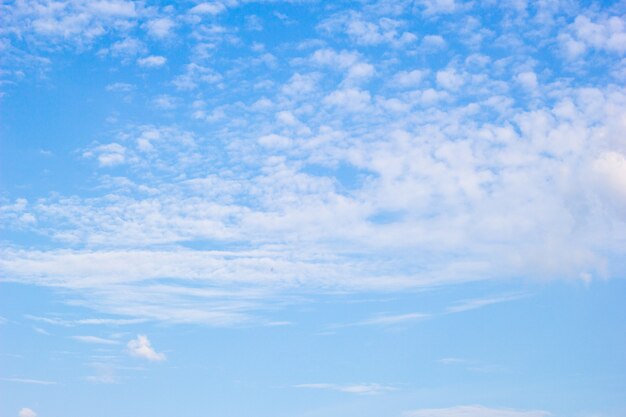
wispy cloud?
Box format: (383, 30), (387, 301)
(445, 294), (527, 314)
(71, 335), (120, 345)
(1, 377), (56, 385)
(25, 315), (147, 327)
(437, 357), (506, 374)
(33, 327), (51, 335)
(332, 312), (430, 328)
(295, 383), (395, 395)
(405, 405), (550, 417)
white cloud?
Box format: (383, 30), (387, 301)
(318, 12), (416, 47)
(405, 405), (550, 417)
(258, 134), (292, 148)
(281, 73), (318, 96)
(19, 408), (37, 417)
(560, 14), (626, 58)
(310, 48), (359, 69)
(308, 48), (374, 84)
(88, 1), (136, 17)
(173, 63), (222, 90)
(391, 69), (427, 88)
(137, 55), (167, 68)
(436, 68), (464, 90)
(445, 294), (526, 314)
(3, 1), (626, 329)
(152, 94), (177, 109)
(340, 312), (429, 327)
(106, 82), (134, 92)
(2, 378), (56, 385)
(418, 0), (458, 16)
(516, 71), (538, 90)
(72, 335), (119, 345)
(107, 38), (147, 58)
(83, 143), (126, 167)
(295, 383), (395, 395)
(190, 2), (227, 15)
(145, 18), (175, 39)
(590, 151), (626, 215)
(127, 335), (166, 361)
(422, 34), (446, 48)
(324, 88), (371, 111)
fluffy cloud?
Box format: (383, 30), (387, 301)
(190, 2), (227, 16)
(137, 55), (167, 68)
(83, 143), (126, 167)
(145, 17), (175, 39)
(417, 0), (459, 16)
(127, 335), (166, 361)
(590, 151), (626, 215)
(560, 14), (626, 58)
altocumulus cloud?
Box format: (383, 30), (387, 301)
(127, 335), (166, 361)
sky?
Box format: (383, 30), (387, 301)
(1, 0), (626, 416)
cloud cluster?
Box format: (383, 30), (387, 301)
(1, 0), (626, 326)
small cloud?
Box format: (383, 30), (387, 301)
(445, 294), (526, 314)
(516, 71), (538, 90)
(334, 312), (429, 328)
(418, 0), (458, 16)
(390, 69), (427, 88)
(72, 335), (119, 345)
(405, 405), (550, 417)
(324, 88), (371, 111)
(86, 362), (118, 384)
(84, 143), (126, 167)
(190, 2), (226, 15)
(137, 55), (167, 68)
(33, 327), (50, 335)
(145, 18), (175, 39)
(19, 408), (37, 417)
(264, 321), (292, 327)
(421, 34), (446, 49)
(89, 1), (136, 17)
(2, 377), (56, 385)
(152, 94), (178, 109)
(105, 37), (147, 58)
(106, 82), (134, 92)
(127, 335), (166, 361)
(258, 133), (291, 149)
(295, 383), (395, 395)
(438, 357), (468, 365)
(436, 68), (464, 90)
(358, 312), (429, 326)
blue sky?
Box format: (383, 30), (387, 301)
(1, 0), (626, 416)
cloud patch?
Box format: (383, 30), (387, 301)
(18, 409), (37, 417)
(405, 405), (550, 417)
(127, 335), (166, 361)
